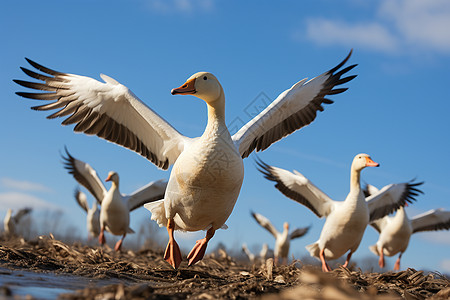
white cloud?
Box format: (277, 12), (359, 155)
(440, 259), (450, 273)
(380, 0), (450, 53)
(305, 18), (399, 53)
(1, 177), (52, 193)
(0, 192), (61, 211)
(416, 231), (450, 245)
(144, 0), (213, 15)
(302, 0), (450, 55)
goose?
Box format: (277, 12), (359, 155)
(61, 148), (167, 251)
(257, 154), (423, 271)
(3, 208), (32, 236)
(15, 51), (356, 269)
(365, 184), (450, 271)
(260, 243), (270, 261)
(74, 188), (101, 240)
(241, 243), (271, 263)
(251, 211), (310, 265)
(241, 243), (256, 263)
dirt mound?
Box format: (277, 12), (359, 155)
(0, 236), (449, 299)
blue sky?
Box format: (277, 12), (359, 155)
(1, 0), (449, 272)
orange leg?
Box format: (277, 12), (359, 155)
(187, 227), (215, 267)
(274, 256), (279, 266)
(114, 233), (126, 251)
(98, 227), (106, 245)
(394, 252), (403, 271)
(379, 247), (385, 268)
(319, 248), (332, 272)
(342, 251), (353, 268)
(164, 219), (182, 269)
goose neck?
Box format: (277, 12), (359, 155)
(110, 182), (120, 194)
(205, 91), (226, 132)
(350, 167), (362, 193)
(282, 228), (289, 239)
(396, 206), (406, 219)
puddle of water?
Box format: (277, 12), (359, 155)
(0, 267), (129, 299)
(10, 286), (70, 300)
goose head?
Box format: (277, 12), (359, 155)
(352, 153), (379, 172)
(105, 171), (119, 186)
(283, 222), (289, 232)
(171, 72), (223, 105)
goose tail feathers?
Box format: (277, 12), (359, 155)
(144, 200), (167, 228)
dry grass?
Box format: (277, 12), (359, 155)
(0, 235), (449, 299)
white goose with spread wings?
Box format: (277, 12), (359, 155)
(15, 51), (356, 268)
(257, 154), (423, 271)
(366, 184), (450, 271)
(3, 208), (32, 236)
(61, 148), (167, 251)
(74, 188), (100, 239)
(251, 211), (310, 265)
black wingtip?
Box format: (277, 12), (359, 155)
(61, 145), (70, 159)
(60, 146), (75, 171)
(254, 156), (268, 170)
(336, 74), (357, 86)
(25, 57), (62, 76)
(408, 180), (424, 194)
(15, 91), (27, 98)
(19, 66), (53, 81)
(328, 49), (354, 74)
(253, 156), (273, 180)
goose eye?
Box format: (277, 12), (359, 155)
(203, 76), (207, 80)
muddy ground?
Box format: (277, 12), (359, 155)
(0, 235), (449, 299)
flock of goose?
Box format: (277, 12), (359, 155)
(9, 50), (450, 271)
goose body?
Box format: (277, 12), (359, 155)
(62, 149), (167, 250)
(366, 185), (450, 270)
(369, 206), (412, 264)
(75, 189), (100, 238)
(101, 178), (132, 236)
(257, 154), (423, 271)
(16, 51), (356, 268)
(86, 203), (100, 238)
(313, 192), (370, 260)
(87, 204), (101, 238)
(150, 116), (244, 231)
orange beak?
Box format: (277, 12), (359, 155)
(365, 157), (380, 167)
(171, 78), (196, 95)
(105, 174), (112, 182)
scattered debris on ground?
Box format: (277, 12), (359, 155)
(0, 236), (448, 299)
